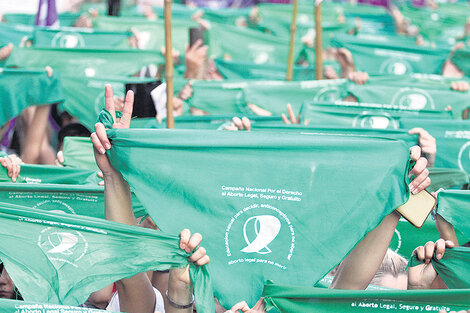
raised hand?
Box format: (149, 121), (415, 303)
(408, 146), (431, 195)
(90, 84), (134, 175)
(408, 239), (454, 289)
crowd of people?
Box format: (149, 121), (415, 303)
(0, 0), (469, 312)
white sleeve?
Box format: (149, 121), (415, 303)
(106, 287), (165, 313)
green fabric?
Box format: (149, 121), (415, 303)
(33, 28), (131, 49)
(5, 47), (163, 77)
(263, 282), (470, 312)
(401, 4), (470, 42)
(347, 74), (470, 118)
(99, 109), (412, 307)
(62, 137), (98, 171)
(93, 16), (197, 53)
(210, 24), (303, 65)
(409, 247), (470, 289)
(331, 34), (450, 75)
(0, 202), (213, 311)
(0, 162), (147, 219)
(188, 80), (251, 115)
(428, 168), (469, 192)
(0, 299), (108, 313)
(399, 119), (470, 173)
(60, 75), (156, 130)
(438, 190), (470, 239)
(189, 79), (346, 115)
(3, 13), (81, 27)
(0, 23), (34, 46)
(300, 102), (452, 129)
(251, 125), (418, 147)
(242, 79), (348, 116)
(451, 48), (470, 77)
(0, 68), (64, 126)
(0, 164), (100, 185)
(215, 59), (316, 81)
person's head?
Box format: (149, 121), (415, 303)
(57, 123), (91, 152)
(370, 249), (408, 289)
(0, 263), (19, 300)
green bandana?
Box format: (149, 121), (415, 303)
(263, 282), (470, 312)
(6, 47), (163, 77)
(0, 23), (33, 46)
(33, 28), (132, 49)
(437, 190), (470, 239)
(60, 75), (157, 130)
(409, 247), (470, 289)
(347, 74), (470, 118)
(451, 48), (470, 77)
(98, 109), (412, 307)
(331, 34), (450, 75)
(300, 102), (452, 129)
(210, 23), (303, 65)
(0, 202), (213, 311)
(0, 68), (64, 126)
(214, 59), (316, 81)
(0, 299), (108, 313)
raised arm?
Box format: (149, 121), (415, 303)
(331, 146), (430, 289)
(91, 85), (156, 313)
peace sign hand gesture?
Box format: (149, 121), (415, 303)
(91, 84), (134, 176)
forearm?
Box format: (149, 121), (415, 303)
(103, 170), (135, 226)
(116, 273), (156, 313)
(166, 269), (194, 313)
(435, 214), (459, 245)
(21, 105), (51, 164)
(331, 211), (400, 289)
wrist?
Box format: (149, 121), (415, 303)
(168, 281), (193, 306)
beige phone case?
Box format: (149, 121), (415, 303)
(396, 190), (437, 228)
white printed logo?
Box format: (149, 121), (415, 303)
(380, 58), (413, 75)
(313, 86), (342, 102)
(33, 199), (76, 215)
(225, 204), (295, 270)
(352, 112), (399, 129)
(391, 88), (435, 110)
(38, 227), (88, 267)
(458, 141), (470, 173)
(241, 215), (281, 254)
(51, 32), (85, 48)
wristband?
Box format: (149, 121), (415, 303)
(166, 290), (194, 309)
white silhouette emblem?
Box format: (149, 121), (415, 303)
(241, 215), (281, 254)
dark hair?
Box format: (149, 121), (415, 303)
(57, 123), (91, 151)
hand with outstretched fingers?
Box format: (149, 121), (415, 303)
(90, 84), (134, 176)
(408, 239), (454, 289)
(282, 103), (309, 125)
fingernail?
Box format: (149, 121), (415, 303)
(437, 253), (442, 259)
(100, 148), (106, 154)
(105, 143), (111, 150)
(185, 248), (191, 253)
(180, 244), (186, 250)
(412, 188), (419, 195)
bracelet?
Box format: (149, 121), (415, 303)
(165, 290), (194, 309)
